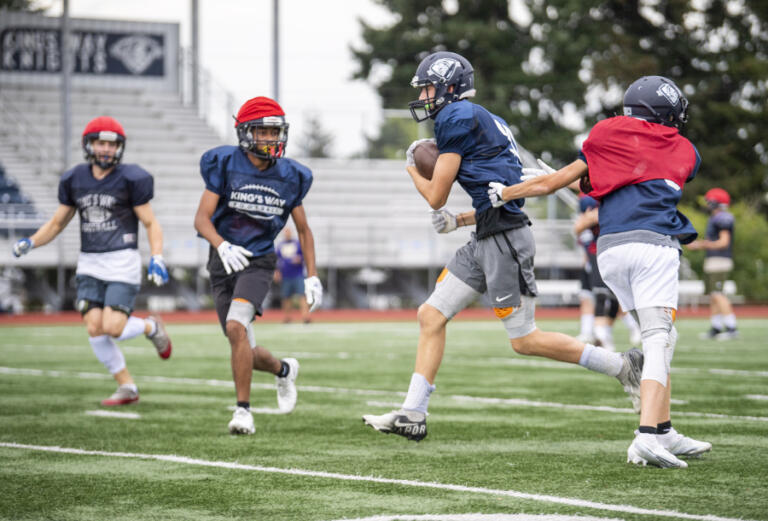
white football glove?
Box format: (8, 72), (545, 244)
(521, 158), (557, 180)
(431, 208), (458, 234)
(487, 182), (507, 208)
(216, 241), (253, 275)
(304, 275), (323, 312)
(12, 237), (34, 257)
(405, 138), (436, 167)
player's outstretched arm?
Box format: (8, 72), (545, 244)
(489, 160), (588, 207)
(13, 204), (77, 256)
(291, 205), (323, 312)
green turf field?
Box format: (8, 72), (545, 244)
(1, 317), (766, 521)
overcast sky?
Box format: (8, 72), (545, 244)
(43, 0), (395, 156)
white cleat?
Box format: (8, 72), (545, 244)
(362, 409), (427, 441)
(616, 348), (643, 413)
(228, 406), (255, 435)
(659, 428), (712, 457)
(627, 432), (687, 468)
(276, 358), (300, 413)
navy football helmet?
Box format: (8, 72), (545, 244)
(408, 51), (476, 122)
(623, 75), (689, 129)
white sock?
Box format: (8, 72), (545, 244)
(580, 314), (594, 337)
(594, 324), (614, 347)
(117, 316), (147, 341)
(120, 383), (138, 393)
(89, 335), (126, 374)
(578, 343), (622, 377)
(622, 313), (640, 334)
(711, 314), (723, 330)
(401, 373), (435, 414)
(723, 313), (737, 329)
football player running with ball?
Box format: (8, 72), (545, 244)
(194, 97), (322, 435)
(487, 75), (712, 468)
(362, 51), (643, 444)
(13, 116), (172, 406)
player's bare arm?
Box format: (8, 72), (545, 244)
(573, 207), (599, 234)
(455, 209), (476, 227)
(407, 152), (461, 209)
(133, 203), (163, 255)
(686, 229), (731, 251)
(193, 189), (225, 247)
(503, 160), (588, 201)
(290, 205), (318, 278)
(29, 204), (77, 248)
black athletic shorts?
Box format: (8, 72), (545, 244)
(207, 247), (277, 330)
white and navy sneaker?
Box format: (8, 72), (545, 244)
(659, 428), (712, 457)
(616, 348), (643, 413)
(715, 328), (739, 341)
(228, 406), (255, 435)
(362, 409), (427, 441)
(276, 358), (299, 413)
(627, 432), (687, 468)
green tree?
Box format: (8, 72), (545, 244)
(296, 114), (334, 158)
(0, 0), (44, 10)
(352, 1), (768, 205)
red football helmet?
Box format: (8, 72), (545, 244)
(82, 116), (126, 169)
(234, 97), (289, 160)
(705, 188), (731, 207)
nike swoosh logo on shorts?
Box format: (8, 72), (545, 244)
(495, 294), (514, 302)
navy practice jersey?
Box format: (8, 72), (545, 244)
(200, 146), (313, 257)
(434, 100), (525, 216)
(705, 211), (734, 258)
(58, 163), (153, 253)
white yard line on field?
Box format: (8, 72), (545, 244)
(0, 442), (755, 521)
(2, 366), (767, 423)
(84, 410), (140, 419)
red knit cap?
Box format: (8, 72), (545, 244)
(234, 97), (285, 126)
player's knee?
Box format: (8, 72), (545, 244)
(417, 303), (447, 332)
(85, 322), (103, 337)
(509, 330), (539, 356)
(635, 307), (675, 386)
(225, 320), (247, 342)
(103, 322), (124, 338)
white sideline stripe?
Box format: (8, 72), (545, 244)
(85, 410), (140, 419)
(745, 394), (768, 401)
(0, 442), (753, 521)
(2, 366), (767, 423)
(328, 514), (623, 521)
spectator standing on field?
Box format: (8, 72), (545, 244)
(275, 227), (310, 323)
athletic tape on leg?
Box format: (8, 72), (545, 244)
(226, 299), (256, 330)
(500, 295), (537, 339)
(636, 307), (674, 386)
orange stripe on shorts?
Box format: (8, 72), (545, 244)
(436, 268), (448, 283)
(232, 298), (250, 304)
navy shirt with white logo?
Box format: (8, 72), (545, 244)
(200, 146), (313, 257)
(58, 163), (153, 253)
(705, 211), (734, 258)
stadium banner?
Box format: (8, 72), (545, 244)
(0, 11), (178, 91)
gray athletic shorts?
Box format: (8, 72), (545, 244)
(426, 226), (538, 338)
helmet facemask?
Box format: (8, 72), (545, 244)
(236, 116), (289, 160)
(83, 130), (125, 169)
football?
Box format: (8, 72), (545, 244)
(413, 141), (439, 180)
